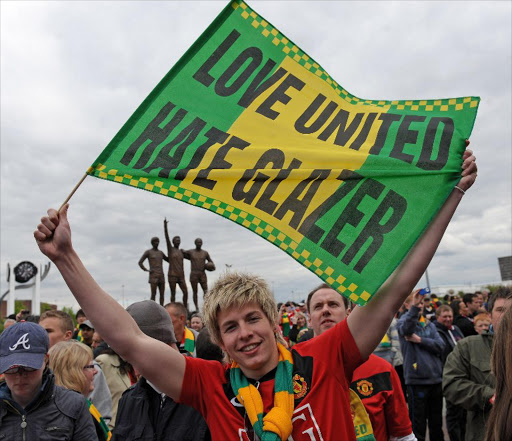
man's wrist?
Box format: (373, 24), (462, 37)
(52, 247), (79, 271)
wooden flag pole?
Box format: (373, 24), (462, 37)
(59, 173), (88, 211)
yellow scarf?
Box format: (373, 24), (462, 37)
(230, 343), (294, 441)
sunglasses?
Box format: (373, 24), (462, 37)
(4, 366), (38, 375)
(83, 364), (95, 370)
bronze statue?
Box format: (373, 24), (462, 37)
(138, 237), (167, 305)
(184, 238), (215, 311)
(163, 218), (189, 308)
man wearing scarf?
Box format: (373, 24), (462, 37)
(34, 152), (476, 440)
(165, 302), (198, 357)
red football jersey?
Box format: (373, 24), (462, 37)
(351, 355), (412, 441)
(180, 319), (363, 441)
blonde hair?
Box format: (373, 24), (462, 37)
(39, 310), (74, 333)
(295, 311), (306, 321)
(49, 340), (93, 396)
(203, 271), (278, 346)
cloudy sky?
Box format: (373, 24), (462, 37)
(1, 1), (510, 312)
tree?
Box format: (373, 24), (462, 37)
(40, 302), (53, 313)
(62, 306), (77, 327)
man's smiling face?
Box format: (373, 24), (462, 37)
(309, 288), (348, 337)
(217, 302), (279, 379)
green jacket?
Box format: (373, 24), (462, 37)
(442, 332), (494, 441)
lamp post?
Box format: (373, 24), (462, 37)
(425, 268), (431, 291)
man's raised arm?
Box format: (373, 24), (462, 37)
(163, 218), (172, 251)
(34, 205), (186, 400)
(348, 147), (477, 359)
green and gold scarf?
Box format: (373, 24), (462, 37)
(182, 327), (196, 353)
(281, 313), (290, 338)
(230, 342), (294, 441)
(87, 399), (111, 441)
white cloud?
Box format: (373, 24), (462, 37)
(1, 1), (511, 312)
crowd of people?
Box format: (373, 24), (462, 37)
(1, 283), (510, 441)
(0, 303), (221, 440)
(277, 287), (512, 441)
(1, 149), (510, 440)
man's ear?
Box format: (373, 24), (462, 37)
(346, 307), (352, 317)
(64, 330), (73, 341)
(218, 339), (227, 352)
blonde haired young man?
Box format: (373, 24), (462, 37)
(34, 152), (476, 440)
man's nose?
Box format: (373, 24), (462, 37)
(239, 322), (253, 339)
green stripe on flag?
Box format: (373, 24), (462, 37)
(87, 0), (479, 305)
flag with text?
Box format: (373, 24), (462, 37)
(88, 0), (479, 305)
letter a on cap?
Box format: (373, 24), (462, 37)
(9, 333), (31, 351)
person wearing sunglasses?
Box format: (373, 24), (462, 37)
(0, 321), (98, 440)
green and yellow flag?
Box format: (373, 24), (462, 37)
(87, 0), (479, 305)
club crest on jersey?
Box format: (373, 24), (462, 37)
(9, 333), (31, 351)
(356, 380), (373, 397)
(293, 374), (308, 399)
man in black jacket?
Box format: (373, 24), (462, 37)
(452, 300), (477, 337)
(112, 300), (209, 441)
(434, 305), (464, 364)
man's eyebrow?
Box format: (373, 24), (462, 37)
(220, 309), (262, 328)
(239, 311), (259, 323)
(220, 319), (237, 330)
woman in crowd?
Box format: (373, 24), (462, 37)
(49, 340), (111, 441)
(288, 311), (308, 346)
(190, 312), (204, 332)
(485, 306), (512, 441)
